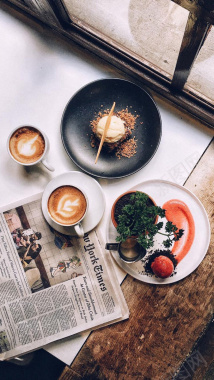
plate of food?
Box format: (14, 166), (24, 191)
(61, 78), (162, 179)
(106, 179), (210, 284)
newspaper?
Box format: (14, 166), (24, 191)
(0, 193), (129, 360)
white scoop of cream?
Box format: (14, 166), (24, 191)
(96, 115), (125, 143)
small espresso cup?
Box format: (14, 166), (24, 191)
(47, 185), (88, 238)
(7, 125), (55, 172)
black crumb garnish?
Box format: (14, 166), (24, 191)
(144, 249), (178, 275)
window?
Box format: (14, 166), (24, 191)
(62, 0), (189, 80)
(185, 27), (214, 105)
(3, 0), (214, 128)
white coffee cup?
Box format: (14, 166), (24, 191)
(7, 125), (55, 172)
(47, 185), (88, 238)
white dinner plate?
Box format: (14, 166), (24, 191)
(107, 179), (210, 284)
(42, 171), (105, 235)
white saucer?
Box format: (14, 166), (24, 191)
(107, 179), (210, 284)
(42, 171), (105, 236)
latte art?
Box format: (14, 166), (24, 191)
(18, 135), (39, 157)
(57, 197), (80, 218)
(48, 186), (87, 225)
(9, 127), (45, 164)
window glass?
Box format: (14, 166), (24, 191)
(62, 0), (188, 79)
(185, 27), (214, 104)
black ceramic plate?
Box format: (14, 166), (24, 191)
(61, 78), (162, 179)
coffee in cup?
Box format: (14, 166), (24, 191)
(8, 126), (54, 171)
(9, 126), (45, 164)
(48, 186), (87, 227)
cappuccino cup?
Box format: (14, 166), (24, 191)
(7, 126), (54, 171)
(47, 185), (88, 237)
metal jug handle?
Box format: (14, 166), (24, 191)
(105, 243), (120, 251)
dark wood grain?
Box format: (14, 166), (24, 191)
(59, 140), (214, 380)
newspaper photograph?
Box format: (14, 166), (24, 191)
(0, 194), (129, 360)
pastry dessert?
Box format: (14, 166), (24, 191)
(90, 107), (138, 159)
(145, 250), (178, 279)
(151, 255), (175, 278)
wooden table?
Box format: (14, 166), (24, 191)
(58, 139), (214, 380)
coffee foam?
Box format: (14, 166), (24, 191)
(48, 186), (87, 225)
(9, 127), (45, 164)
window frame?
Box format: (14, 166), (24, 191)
(2, 0), (214, 129)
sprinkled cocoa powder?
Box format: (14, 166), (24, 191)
(116, 138), (137, 159)
(90, 107), (139, 159)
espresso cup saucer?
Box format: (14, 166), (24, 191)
(42, 171), (105, 236)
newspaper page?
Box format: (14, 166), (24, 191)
(0, 194), (129, 360)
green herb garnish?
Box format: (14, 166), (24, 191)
(116, 192), (184, 250)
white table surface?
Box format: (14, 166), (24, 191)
(0, 6), (213, 365)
